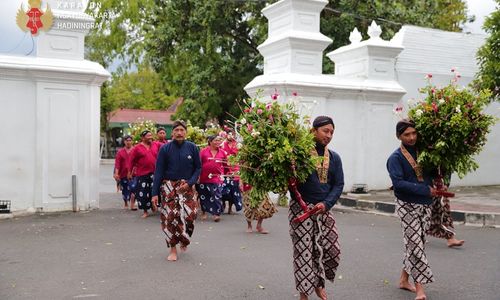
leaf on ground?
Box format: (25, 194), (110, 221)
(383, 279), (389, 285)
(338, 275), (343, 280)
(240, 246), (246, 250)
(105, 242), (113, 245)
(258, 285), (265, 290)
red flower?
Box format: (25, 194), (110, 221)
(292, 92), (298, 96)
(247, 124), (253, 131)
(271, 89), (279, 100)
(257, 109), (263, 115)
(432, 102), (438, 112)
(244, 108), (250, 113)
(266, 103), (272, 110)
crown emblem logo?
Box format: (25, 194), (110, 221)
(16, 0), (54, 35)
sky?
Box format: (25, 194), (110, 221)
(0, 0), (497, 62)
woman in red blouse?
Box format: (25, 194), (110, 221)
(197, 135), (227, 222)
(128, 130), (157, 218)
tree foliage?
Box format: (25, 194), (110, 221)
(145, 1), (269, 126)
(86, 0), (471, 126)
(100, 66), (176, 130)
(475, 0), (500, 101)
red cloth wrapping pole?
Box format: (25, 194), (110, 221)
(289, 177), (320, 223)
(292, 206), (321, 223)
(435, 190), (455, 198)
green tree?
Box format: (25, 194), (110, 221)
(101, 66), (177, 130)
(145, 0), (269, 126)
(475, 0), (500, 101)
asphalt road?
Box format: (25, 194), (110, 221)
(0, 164), (499, 300)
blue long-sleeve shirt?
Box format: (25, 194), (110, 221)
(386, 145), (433, 205)
(291, 145), (344, 211)
(152, 140), (201, 197)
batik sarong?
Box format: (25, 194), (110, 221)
(221, 178), (243, 212)
(196, 183), (223, 216)
(395, 198), (434, 284)
(119, 178), (132, 203)
(426, 197), (455, 239)
(136, 173), (153, 211)
(288, 198), (340, 295)
(159, 180), (198, 248)
(243, 191), (277, 221)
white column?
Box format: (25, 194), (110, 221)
(0, 1), (109, 213)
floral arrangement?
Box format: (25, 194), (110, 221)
(204, 122), (222, 137)
(406, 71), (497, 180)
(185, 121), (223, 148)
(127, 118), (157, 144)
(186, 121), (206, 147)
(235, 93), (317, 208)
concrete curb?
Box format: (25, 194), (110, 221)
(338, 196), (500, 228)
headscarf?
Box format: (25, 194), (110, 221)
(396, 119), (416, 138)
(312, 115), (334, 129)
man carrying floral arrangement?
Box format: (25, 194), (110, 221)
(289, 115), (344, 300)
(387, 119), (439, 300)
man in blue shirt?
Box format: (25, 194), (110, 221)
(387, 119), (438, 300)
(152, 120), (201, 262)
(289, 115), (344, 300)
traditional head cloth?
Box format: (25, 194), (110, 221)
(312, 116), (335, 129)
(123, 135), (132, 140)
(396, 119), (416, 138)
(157, 127), (166, 133)
(172, 120), (187, 130)
(140, 130), (151, 138)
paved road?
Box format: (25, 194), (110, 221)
(0, 163), (498, 299)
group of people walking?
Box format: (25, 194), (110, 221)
(114, 120), (277, 261)
(114, 116), (463, 300)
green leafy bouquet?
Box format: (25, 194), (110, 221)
(186, 121), (206, 147)
(407, 72), (497, 182)
(186, 121), (222, 148)
(127, 118), (157, 144)
(235, 94), (317, 208)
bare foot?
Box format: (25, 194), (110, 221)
(246, 227), (253, 233)
(299, 292), (308, 300)
(180, 245), (187, 252)
(213, 216), (221, 222)
(415, 283), (426, 300)
(447, 238), (465, 248)
(314, 287), (327, 300)
(201, 213), (207, 221)
(123, 203), (129, 209)
(141, 212), (149, 218)
(256, 227), (269, 234)
(399, 281), (416, 292)
(167, 247), (177, 261)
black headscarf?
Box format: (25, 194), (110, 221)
(172, 120), (187, 130)
(396, 119), (416, 138)
(312, 116), (334, 129)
